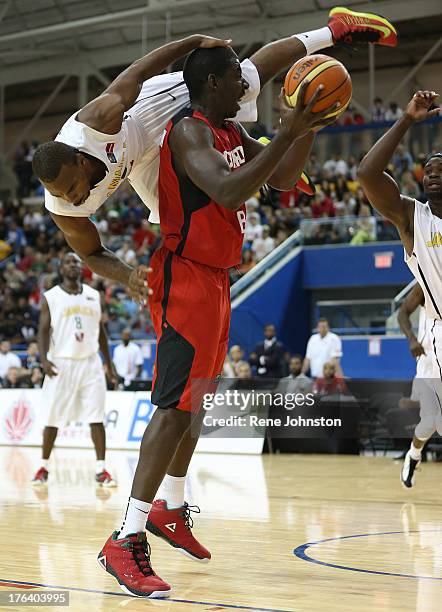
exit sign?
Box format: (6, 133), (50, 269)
(374, 251), (394, 268)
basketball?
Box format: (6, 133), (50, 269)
(284, 54), (352, 119)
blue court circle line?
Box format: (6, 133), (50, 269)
(0, 577), (293, 612)
(294, 529), (442, 581)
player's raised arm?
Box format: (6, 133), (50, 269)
(171, 82), (337, 209)
(397, 283), (425, 357)
(78, 35), (231, 134)
(358, 91), (440, 241)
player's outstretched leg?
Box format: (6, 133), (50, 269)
(31, 426), (58, 485)
(146, 411), (210, 562)
(401, 436), (427, 488)
(248, 6), (397, 87)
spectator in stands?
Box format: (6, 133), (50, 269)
(237, 362), (252, 379)
(106, 308), (126, 338)
(311, 190), (335, 218)
(400, 171), (420, 199)
(306, 152), (322, 183)
(28, 364), (44, 389)
(303, 318), (343, 378)
(244, 211), (263, 244)
(252, 225), (275, 261)
(385, 101), (403, 121)
(392, 144), (413, 176)
(223, 345), (247, 378)
(116, 240), (137, 266)
(323, 152), (348, 178)
(0, 340), (22, 380)
(313, 361), (348, 396)
(249, 324), (287, 378)
(349, 204), (376, 245)
(24, 341), (40, 370)
(1, 366), (28, 389)
(112, 328), (144, 389)
(280, 355), (313, 394)
(372, 97), (386, 122)
(132, 219), (157, 253)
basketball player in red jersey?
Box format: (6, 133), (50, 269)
(98, 45), (340, 598)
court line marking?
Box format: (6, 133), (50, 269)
(0, 578), (293, 612)
(294, 529), (442, 580)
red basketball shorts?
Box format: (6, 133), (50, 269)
(149, 246), (231, 412)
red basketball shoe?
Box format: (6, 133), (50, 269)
(328, 7), (398, 47)
(98, 531), (171, 598)
(95, 469), (117, 487)
(146, 500), (211, 562)
(31, 467), (48, 485)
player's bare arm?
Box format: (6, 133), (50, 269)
(397, 283), (426, 357)
(78, 35), (231, 134)
(99, 321), (118, 388)
(358, 91), (440, 254)
(237, 84), (339, 191)
(170, 81), (336, 209)
(50, 213), (151, 304)
(37, 297), (58, 378)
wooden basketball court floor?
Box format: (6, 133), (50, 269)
(0, 446), (441, 612)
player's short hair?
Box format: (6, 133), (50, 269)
(32, 141), (79, 182)
(424, 152), (442, 167)
(318, 317), (329, 324)
(183, 47), (236, 100)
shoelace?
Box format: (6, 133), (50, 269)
(130, 538), (154, 576)
(181, 503), (201, 531)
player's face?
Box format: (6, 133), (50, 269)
(44, 159), (91, 207)
(423, 157), (442, 200)
(219, 56), (249, 116)
(60, 253), (82, 280)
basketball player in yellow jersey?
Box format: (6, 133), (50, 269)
(32, 252), (119, 487)
(32, 8), (397, 303)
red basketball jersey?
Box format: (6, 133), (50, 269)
(158, 108), (247, 269)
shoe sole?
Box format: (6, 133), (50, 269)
(31, 480), (48, 486)
(96, 481), (118, 488)
(329, 6), (397, 37)
(97, 557), (171, 598)
(146, 521), (210, 563)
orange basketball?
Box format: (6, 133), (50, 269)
(284, 54), (352, 120)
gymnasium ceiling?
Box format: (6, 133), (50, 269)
(1, 0), (442, 86)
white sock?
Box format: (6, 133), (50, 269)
(410, 441), (424, 461)
(41, 459), (48, 469)
(118, 497), (152, 539)
(156, 474), (186, 509)
(294, 27), (333, 55)
(96, 460), (105, 474)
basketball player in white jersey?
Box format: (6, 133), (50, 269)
(358, 91), (441, 480)
(31, 10), (397, 302)
(32, 252), (119, 487)
(397, 283), (442, 487)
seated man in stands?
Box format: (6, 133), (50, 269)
(314, 361), (348, 397)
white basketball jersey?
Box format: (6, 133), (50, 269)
(416, 306), (433, 378)
(405, 200), (442, 320)
(44, 111), (145, 218)
(45, 284), (101, 360)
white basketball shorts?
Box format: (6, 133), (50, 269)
(43, 353), (106, 428)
